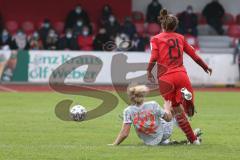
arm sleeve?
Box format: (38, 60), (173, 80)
(123, 108), (132, 124)
(183, 39), (209, 71)
(147, 38), (159, 72)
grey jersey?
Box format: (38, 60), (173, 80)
(123, 101), (169, 145)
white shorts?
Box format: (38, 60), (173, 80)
(160, 119), (174, 144)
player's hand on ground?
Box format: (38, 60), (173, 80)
(147, 72), (155, 83)
(205, 67), (212, 76)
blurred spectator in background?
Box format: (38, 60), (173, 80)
(93, 28), (110, 51)
(130, 33), (145, 51)
(45, 29), (58, 50)
(101, 5), (113, 26)
(146, 0), (162, 23)
(77, 26), (93, 51)
(103, 15), (120, 40)
(178, 5), (198, 36)
(202, 0), (225, 35)
(121, 16), (136, 39)
(65, 4), (90, 29)
(12, 30), (29, 50)
(29, 31), (43, 50)
(73, 18), (85, 36)
(58, 29), (79, 50)
(233, 38), (240, 81)
(0, 29), (13, 49)
(38, 19), (52, 48)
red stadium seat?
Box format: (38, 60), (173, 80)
(147, 23), (161, 35)
(134, 22), (145, 36)
(236, 14), (240, 25)
(228, 25), (240, 38)
(53, 21), (64, 34)
(132, 11), (145, 23)
(222, 13), (235, 25)
(21, 21), (35, 35)
(5, 20), (19, 35)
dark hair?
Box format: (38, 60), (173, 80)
(158, 8), (179, 32)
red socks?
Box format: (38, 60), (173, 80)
(175, 112), (197, 143)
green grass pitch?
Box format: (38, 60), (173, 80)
(0, 91), (240, 160)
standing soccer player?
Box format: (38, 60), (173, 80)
(147, 9), (212, 144)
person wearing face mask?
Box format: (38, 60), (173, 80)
(77, 26), (93, 51)
(121, 16), (137, 39)
(45, 29), (59, 50)
(178, 5), (198, 36)
(146, 0), (162, 23)
(93, 28), (110, 51)
(73, 18), (92, 36)
(103, 15), (120, 40)
(65, 4), (90, 29)
(38, 19), (52, 48)
(0, 29), (13, 49)
(100, 4), (113, 26)
(29, 31), (43, 50)
(11, 30), (29, 50)
(58, 29), (79, 50)
(73, 19), (84, 36)
(202, 0), (225, 35)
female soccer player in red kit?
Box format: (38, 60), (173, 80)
(147, 9), (212, 144)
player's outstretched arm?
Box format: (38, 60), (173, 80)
(109, 123), (131, 146)
(147, 38), (159, 82)
(184, 40), (212, 76)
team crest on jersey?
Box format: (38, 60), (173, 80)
(133, 110), (157, 135)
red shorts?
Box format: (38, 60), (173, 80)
(158, 71), (194, 108)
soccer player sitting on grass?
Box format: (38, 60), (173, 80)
(109, 85), (202, 146)
(109, 84), (174, 146)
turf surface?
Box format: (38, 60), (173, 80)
(0, 91), (240, 160)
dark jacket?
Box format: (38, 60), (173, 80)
(146, 1), (162, 23)
(103, 21), (120, 38)
(202, 1), (225, 19)
(178, 11), (198, 29)
(65, 10), (90, 29)
(57, 37), (79, 50)
(121, 21), (137, 39)
(93, 33), (110, 51)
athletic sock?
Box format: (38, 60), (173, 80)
(175, 112), (197, 143)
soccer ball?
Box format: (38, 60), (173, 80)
(70, 105), (87, 121)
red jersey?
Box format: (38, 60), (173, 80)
(147, 32), (208, 77)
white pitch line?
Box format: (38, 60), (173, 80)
(0, 85), (18, 92)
